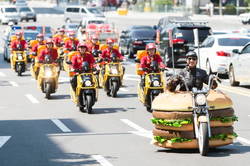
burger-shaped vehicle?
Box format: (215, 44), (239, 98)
(151, 75), (238, 156)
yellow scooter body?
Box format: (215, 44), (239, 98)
(37, 63), (59, 94)
(138, 72), (165, 104)
(99, 62), (124, 89)
(70, 72), (98, 104)
(11, 51), (27, 70)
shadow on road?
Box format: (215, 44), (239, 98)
(93, 107), (128, 114)
(0, 119), (110, 166)
(156, 142), (250, 157)
(116, 93), (137, 98)
(50, 94), (71, 100)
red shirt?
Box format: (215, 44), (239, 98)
(53, 35), (64, 47)
(71, 52), (95, 70)
(87, 43), (100, 52)
(11, 40), (27, 51)
(140, 54), (165, 70)
(101, 48), (123, 61)
(38, 48), (58, 62)
(31, 42), (45, 52)
(64, 39), (79, 51)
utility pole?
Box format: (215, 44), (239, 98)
(236, 0), (239, 15)
(219, 0), (222, 16)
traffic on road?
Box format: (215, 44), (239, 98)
(1, 1), (250, 166)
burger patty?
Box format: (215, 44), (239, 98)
(153, 126), (234, 139)
(152, 108), (234, 119)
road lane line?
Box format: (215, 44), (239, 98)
(120, 87), (128, 92)
(0, 136), (11, 148)
(120, 119), (148, 132)
(0, 72), (6, 77)
(25, 94), (39, 104)
(237, 137), (250, 145)
(51, 119), (71, 133)
(218, 85), (250, 97)
(9, 81), (19, 87)
(92, 155), (113, 166)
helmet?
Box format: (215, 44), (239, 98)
(146, 43), (156, 50)
(106, 38), (114, 44)
(186, 51), (197, 58)
(46, 39), (54, 44)
(91, 35), (99, 40)
(77, 43), (88, 50)
(37, 33), (44, 38)
(59, 28), (65, 33)
(15, 31), (23, 36)
(69, 32), (75, 36)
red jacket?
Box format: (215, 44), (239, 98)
(38, 48), (58, 62)
(31, 42), (45, 52)
(53, 35), (64, 47)
(140, 54), (165, 71)
(87, 43), (100, 52)
(11, 40), (27, 51)
(71, 52), (95, 70)
(64, 39), (79, 51)
(101, 48), (123, 61)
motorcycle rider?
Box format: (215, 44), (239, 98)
(38, 39), (58, 63)
(70, 43), (95, 92)
(77, 27), (87, 42)
(88, 34), (100, 51)
(53, 28), (67, 48)
(139, 43), (165, 87)
(64, 32), (79, 52)
(10, 31), (27, 52)
(167, 51), (217, 92)
(31, 33), (46, 57)
(101, 38), (123, 62)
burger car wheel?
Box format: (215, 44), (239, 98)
(198, 122), (209, 156)
(229, 65), (239, 86)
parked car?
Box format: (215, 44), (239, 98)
(0, 6), (20, 25)
(3, 29), (39, 62)
(15, 0), (28, 7)
(157, 19), (211, 68)
(228, 43), (250, 86)
(63, 23), (79, 34)
(64, 6), (105, 23)
(17, 6), (37, 22)
(194, 34), (250, 76)
(120, 29), (156, 58)
(35, 26), (53, 38)
(239, 12), (250, 24)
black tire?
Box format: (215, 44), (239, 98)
(86, 95), (93, 114)
(111, 81), (119, 97)
(33, 18), (37, 22)
(66, 18), (71, 23)
(229, 65), (239, 86)
(206, 60), (212, 75)
(128, 47), (134, 59)
(79, 106), (85, 112)
(198, 122), (209, 156)
(147, 93), (156, 113)
(17, 64), (22, 76)
(45, 83), (51, 99)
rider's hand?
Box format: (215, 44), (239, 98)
(211, 81), (218, 89)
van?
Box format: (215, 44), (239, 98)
(64, 6), (105, 23)
(0, 6), (21, 25)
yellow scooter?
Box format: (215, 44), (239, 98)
(11, 50), (27, 76)
(37, 56), (59, 99)
(70, 62), (98, 114)
(138, 61), (165, 112)
(99, 54), (124, 97)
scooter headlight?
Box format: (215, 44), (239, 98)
(111, 66), (118, 74)
(152, 80), (160, 87)
(195, 94), (206, 106)
(84, 80), (92, 87)
(45, 70), (53, 77)
(17, 55), (23, 60)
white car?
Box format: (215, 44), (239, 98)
(195, 34), (250, 75)
(239, 12), (250, 24)
(228, 43), (250, 86)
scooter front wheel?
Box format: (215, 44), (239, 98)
(45, 83), (51, 99)
(86, 95), (93, 114)
(111, 81), (119, 97)
(198, 122), (209, 156)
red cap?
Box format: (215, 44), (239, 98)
(77, 42), (88, 50)
(15, 31), (23, 36)
(37, 33), (44, 38)
(106, 38), (114, 44)
(59, 28), (65, 32)
(91, 34), (99, 40)
(46, 38), (54, 44)
(146, 43), (156, 50)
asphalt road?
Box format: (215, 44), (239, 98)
(0, 14), (250, 166)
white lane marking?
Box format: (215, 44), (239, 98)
(0, 72), (6, 77)
(120, 87), (128, 92)
(9, 81), (19, 87)
(51, 119), (71, 133)
(0, 136), (11, 148)
(219, 85), (250, 97)
(92, 155), (113, 166)
(121, 119), (148, 133)
(237, 137), (250, 145)
(25, 94), (39, 104)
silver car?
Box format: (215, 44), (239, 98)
(228, 43), (250, 86)
(17, 6), (37, 22)
(0, 6), (20, 25)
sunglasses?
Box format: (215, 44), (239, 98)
(187, 57), (197, 61)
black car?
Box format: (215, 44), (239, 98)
(120, 28), (156, 58)
(157, 19), (212, 68)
